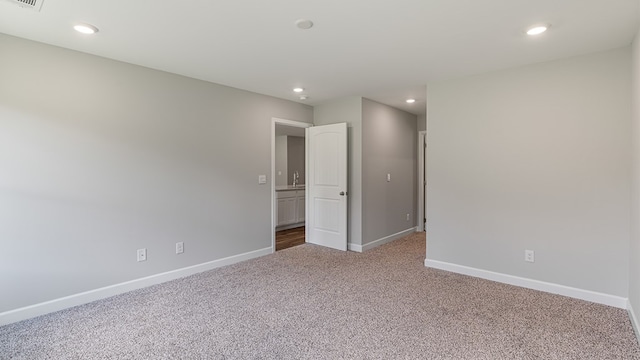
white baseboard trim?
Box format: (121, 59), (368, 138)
(424, 259), (627, 309)
(349, 227), (417, 253)
(347, 243), (362, 252)
(275, 222), (305, 232)
(628, 300), (640, 343)
(0, 247), (272, 326)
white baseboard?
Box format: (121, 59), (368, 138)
(0, 247), (272, 326)
(347, 243), (362, 252)
(629, 300), (640, 343)
(425, 259), (627, 309)
(349, 227), (417, 253)
(275, 222), (305, 232)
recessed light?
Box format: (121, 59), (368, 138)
(74, 23), (98, 34)
(299, 96), (308, 101)
(406, 99), (416, 104)
(526, 25), (549, 36)
(293, 87), (304, 93)
(295, 19), (314, 30)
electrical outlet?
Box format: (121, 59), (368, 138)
(406, 213), (410, 221)
(176, 242), (184, 254)
(525, 249), (535, 263)
(137, 248), (147, 262)
(387, 173), (391, 182)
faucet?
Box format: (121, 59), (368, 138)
(292, 171), (299, 187)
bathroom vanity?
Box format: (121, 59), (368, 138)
(275, 186), (305, 229)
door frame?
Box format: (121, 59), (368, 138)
(417, 131), (426, 232)
(271, 118), (313, 252)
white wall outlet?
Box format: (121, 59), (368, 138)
(406, 213), (410, 221)
(176, 242), (184, 254)
(387, 173), (391, 182)
(258, 175), (267, 184)
(137, 248), (147, 262)
(525, 249), (535, 263)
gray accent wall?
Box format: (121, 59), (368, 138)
(286, 136), (305, 185)
(631, 22), (640, 323)
(426, 48), (631, 297)
(417, 114), (426, 132)
(275, 135), (288, 186)
(313, 97), (363, 246)
(0, 34), (313, 313)
(314, 97), (418, 247)
(362, 99), (417, 245)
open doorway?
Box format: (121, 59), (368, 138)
(271, 118), (312, 252)
(418, 130), (426, 232)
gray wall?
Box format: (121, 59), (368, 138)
(275, 135), (288, 186)
(313, 97), (363, 246)
(417, 114), (426, 132)
(362, 99), (417, 244)
(287, 136), (305, 185)
(0, 33), (313, 313)
(426, 48), (631, 297)
(630, 20), (640, 322)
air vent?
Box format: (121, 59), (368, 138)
(1, 0), (44, 11)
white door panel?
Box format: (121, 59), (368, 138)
(314, 198), (340, 231)
(314, 133), (339, 185)
(306, 123), (347, 251)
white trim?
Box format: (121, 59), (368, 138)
(349, 227), (417, 253)
(271, 118), (312, 253)
(424, 259), (627, 309)
(417, 131), (426, 232)
(348, 243), (363, 252)
(629, 300), (640, 342)
(0, 247), (272, 326)
(275, 222), (305, 232)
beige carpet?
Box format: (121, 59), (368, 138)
(1, 232), (639, 359)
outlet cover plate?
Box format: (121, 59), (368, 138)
(525, 249), (535, 263)
(176, 242), (184, 254)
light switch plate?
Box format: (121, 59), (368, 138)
(137, 248), (147, 262)
(258, 175), (267, 184)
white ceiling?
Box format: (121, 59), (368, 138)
(0, 0), (638, 115)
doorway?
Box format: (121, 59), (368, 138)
(418, 131), (426, 232)
(271, 118), (312, 252)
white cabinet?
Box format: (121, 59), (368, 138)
(296, 196), (305, 222)
(276, 189), (305, 227)
(277, 197), (297, 225)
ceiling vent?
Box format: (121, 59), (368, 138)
(1, 0), (44, 11)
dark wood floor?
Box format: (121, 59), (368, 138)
(276, 226), (305, 251)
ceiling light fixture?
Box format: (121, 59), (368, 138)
(74, 23), (99, 34)
(293, 87), (304, 93)
(406, 99), (416, 104)
(299, 95), (308, 101)
(526, 25), (549, 36)
(295, 19), (314, 30)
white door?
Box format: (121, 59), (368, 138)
(306, 123), (348, 251)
